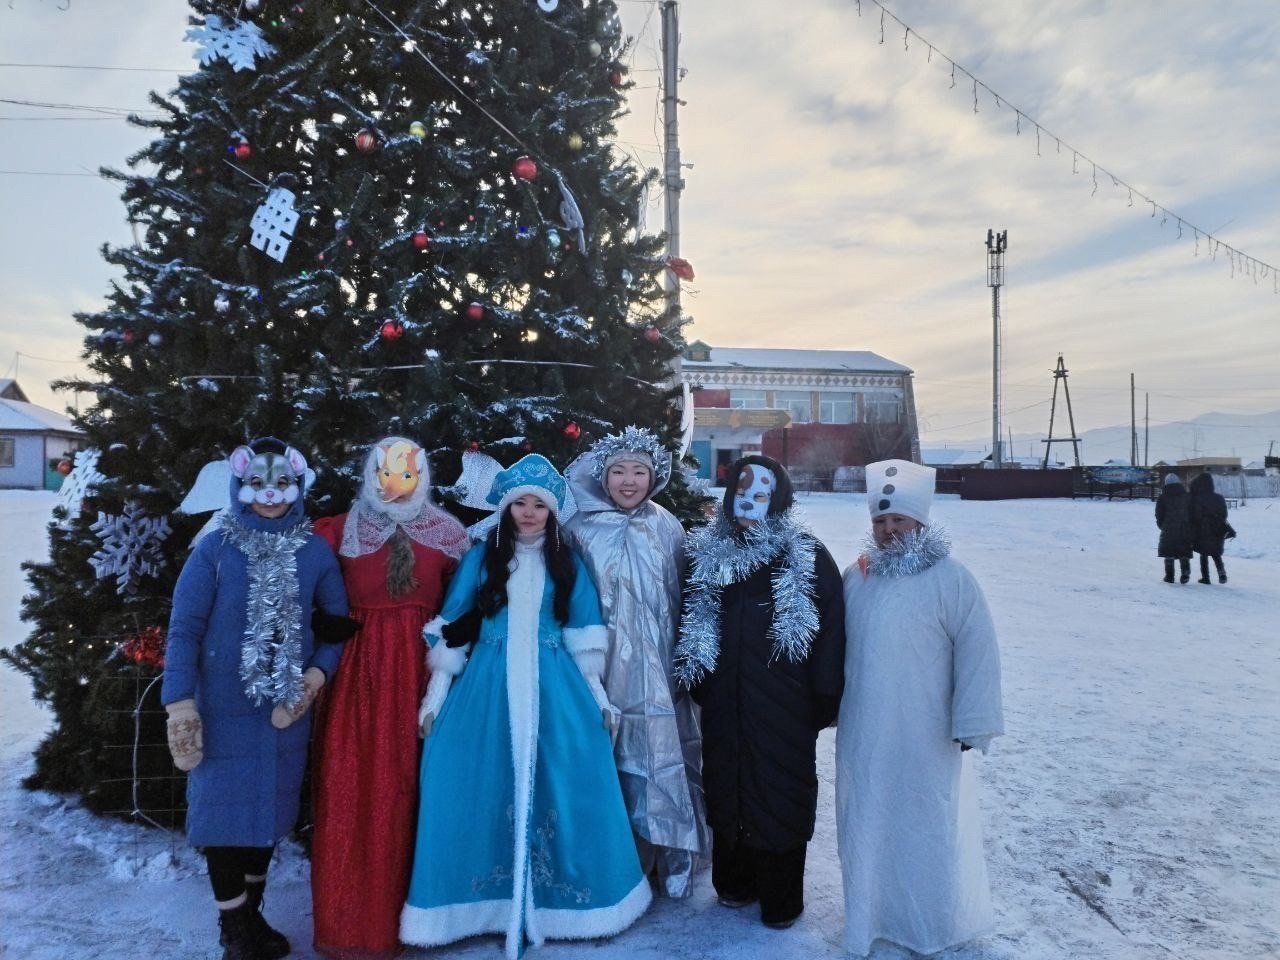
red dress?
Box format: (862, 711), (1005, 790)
(311, 515), (457, 959)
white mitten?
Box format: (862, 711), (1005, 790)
(165, 699), (204, 772)
(271, 667), (326, 730)
(419, 671), (453, 738)
(572, 648), (620, 741)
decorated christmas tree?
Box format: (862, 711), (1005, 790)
(3, 0), (698, 820)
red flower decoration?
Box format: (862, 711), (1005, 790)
(665, 256), (695, 282)
(121, 626), (166, 670)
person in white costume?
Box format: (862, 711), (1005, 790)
(836, 459), (1004, 957)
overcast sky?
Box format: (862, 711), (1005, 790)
(2, 1), (1278, 453)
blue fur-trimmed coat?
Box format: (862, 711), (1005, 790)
(161, 526), (348, 847)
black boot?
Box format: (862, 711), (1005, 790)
(218, 902), (269, 960)
(244, 880), (291, 959)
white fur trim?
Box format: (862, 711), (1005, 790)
(400, 897), (510, 947)
(562, 624), (608, 656)
(532, 877), (652, 941)
(504, 548), (544, 957)
(495, 483), (561, 519)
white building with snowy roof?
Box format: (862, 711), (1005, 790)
(0, 380), (86, 490)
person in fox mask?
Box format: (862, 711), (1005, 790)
(673, 455), (845, 930)
(162, 438), (349, 960)
(309, 436), (469, 959)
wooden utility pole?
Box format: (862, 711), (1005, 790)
(1130, 373), (1138, 466)
(661, 1), (684, 320)
(985, 229), (1007, 468)
(1144, 393), (1149, 468)
(1042, 355), (1082, 467)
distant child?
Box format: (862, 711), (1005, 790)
(1155, 473), (1194, 583)
(1189, 472), (1233, 584)
(163, 439), (348, 960)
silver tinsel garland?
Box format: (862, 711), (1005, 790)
(219, 513), (312, 707)
(588, 425), (672, 488)
(674, 512), (819, 688)
(863, 524), (951, 578)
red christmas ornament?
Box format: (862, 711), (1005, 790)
(412, 230), (430, 250)
(521, 442), (533, 452)
(345, 238), (355, 248)
(380, 319), (404, 341)
(468, 440), (480, 452)
(121, 626), (167, 670)
(665, 255), (695, 281)
(643, 325), (661, 343)
(354, 128), (379, 154)
(563, 421), (582, 441)
(122, 329), (136, 344)
(55, 459), (73, 476)
(465, 302), (485, 322)
(609, 69), (625, 88)
(234, 140), (252, 160)
(511, 155), (538, 181)
(193, 166), (206, 176)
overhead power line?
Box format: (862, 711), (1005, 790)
(0, 62), (188, 73)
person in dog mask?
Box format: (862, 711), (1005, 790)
(674, 455), (845, 930)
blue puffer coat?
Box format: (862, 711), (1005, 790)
(162, 470), (348, 847)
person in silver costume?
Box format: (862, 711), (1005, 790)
(565, 426), (710, 897)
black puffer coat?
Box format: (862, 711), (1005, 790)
(1155, 482), (1193, 558)
(1189, 473), (1229, 557)
(691, 548), (845, 852)
(687, 456), (846, 852)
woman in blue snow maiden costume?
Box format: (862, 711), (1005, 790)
(162, 438), (350, 960)
(400, 453), (651, 959)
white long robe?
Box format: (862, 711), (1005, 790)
(836, 549), (1003, 957)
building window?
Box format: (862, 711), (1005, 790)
(729, 389), (767, 409)
(773, 390), (812, 424)
(863, 392), (902, 424)
(818, 392), (855, 424)
(0, 437), (14, 468)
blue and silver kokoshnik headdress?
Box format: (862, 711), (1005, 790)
(487, 453), (568, 518)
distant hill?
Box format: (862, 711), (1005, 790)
(934, 409), (1280, 466)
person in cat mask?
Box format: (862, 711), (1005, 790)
(162, 438), (349, 960)
(673, 455), (845, 931)
(309, 437), (469, 959)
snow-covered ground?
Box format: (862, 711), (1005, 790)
(2, 489), (1278, 959)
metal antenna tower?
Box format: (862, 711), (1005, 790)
(986, 229), (1007, 468)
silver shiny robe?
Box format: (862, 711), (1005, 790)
(565, 463), (709, 894)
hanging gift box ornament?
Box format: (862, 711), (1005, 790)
(412, 230), (430, 250)
(354, 128), (380, 153)
(512, 155), (538, 181)
(465, 302), (485, 322)
(409, 120), (427, 139)
(249, 184), (300, 262)
(380, 319), (404, 341)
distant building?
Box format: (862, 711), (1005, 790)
(922, 448), (988, 469)
(680, 342), (920, 483)
(0, 381), (85, 491)
(1176, 456), (1242, 477)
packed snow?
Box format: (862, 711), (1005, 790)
(1, 488), (1277, 959)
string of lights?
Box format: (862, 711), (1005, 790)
(852, 0), (1279, 293)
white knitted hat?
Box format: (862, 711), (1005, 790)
(866, 459), (935, 526)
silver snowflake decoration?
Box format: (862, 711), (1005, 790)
(89, 502), (172, 596)
(249, 186), (299, 262)
(58, 448), (105, 525)
(186, 15), (276, 73)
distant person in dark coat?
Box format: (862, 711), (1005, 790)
(1155, 473), (1194, 584)
(674, 455), (846, 931)
(1189, 472), (1233, 584)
